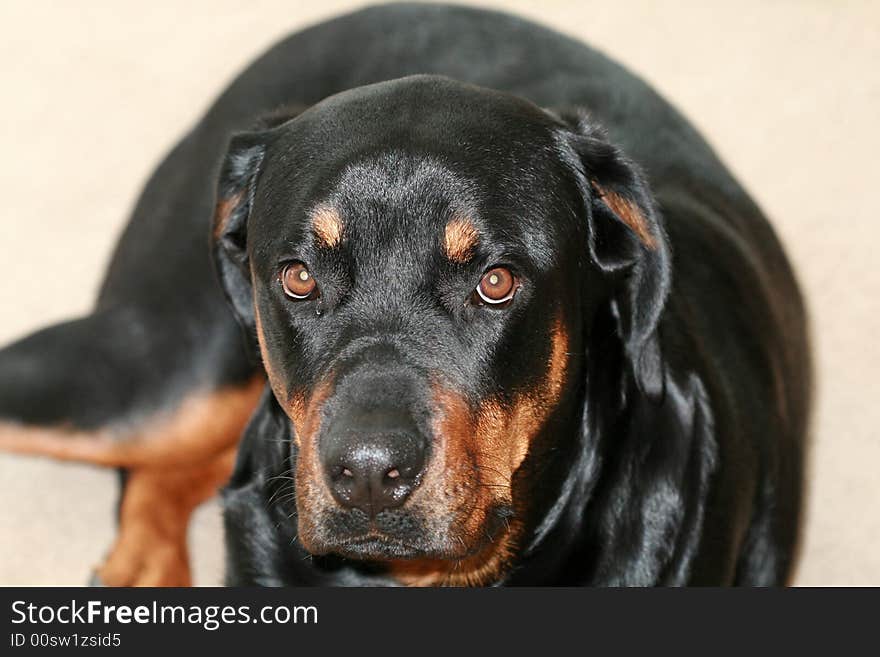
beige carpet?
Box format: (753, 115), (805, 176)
(0, 0), (877, 586)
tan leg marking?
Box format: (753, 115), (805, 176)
(0, 377), (264, 468)
(0, 377), (264, 587)
(96, 447), (237, 587)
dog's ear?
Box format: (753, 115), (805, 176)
(554, 109), (671, 397)
(211, 130), (267, 336)
(211, 106), (307, 345)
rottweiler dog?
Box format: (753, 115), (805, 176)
(0, 4), (810, 586)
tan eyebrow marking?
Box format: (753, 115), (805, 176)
(592, 182), (657, 250)
(443, 215), (479, 263)
(311, 206), (343, 248)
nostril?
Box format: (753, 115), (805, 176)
(329, 464), (355, 481)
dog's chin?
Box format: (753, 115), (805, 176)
(301, 532), (463, 561)
(297, 499), (517, 564)
(331, 536), (437, 561)
(302, 513), (514, 564)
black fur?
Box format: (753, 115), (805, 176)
(0, 4), (809, 586)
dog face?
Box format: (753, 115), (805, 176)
(213, 76), (667, 584)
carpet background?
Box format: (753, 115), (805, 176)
(0, 0), (877, 585)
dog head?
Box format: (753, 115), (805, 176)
(213, 75), (669, 585)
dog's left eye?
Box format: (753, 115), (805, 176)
(280, 262), (319, 300)
(474, 266), (518, 306)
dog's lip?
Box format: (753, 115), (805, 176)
(332, 534), (429, 560)
(328, 531), (479, 561)
(324, 506), (514, 562)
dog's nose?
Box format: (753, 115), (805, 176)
(321, 419), (427, 516)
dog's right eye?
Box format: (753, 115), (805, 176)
(280, 262), (319, 300)
(474, 266), (518, 306)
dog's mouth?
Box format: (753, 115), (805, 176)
(306, 501), (517, 565)
(333, 534), (429, 560)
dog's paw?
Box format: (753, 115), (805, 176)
(94, 541), (191, 587)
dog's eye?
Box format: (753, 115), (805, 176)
(280, 262), (318, 300)
(475, 266), (517, 306)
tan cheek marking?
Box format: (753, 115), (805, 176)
(390, 320), (570, 587)
(0, 377), (263, 468)
(467, 318), (570, 491)
(388, 536), (521, 588)
(254, 303), (327, 452)
(212, 190), (245, 240)
(389, 388), (519, 587)
(255, 305), (285, 401)
(253, 299), (333, 552)
(292, 380), (335, 551)
(287, 381), (331, 449)
(287, 393), (306, 448)
(593, 182), (657, 250)
(311, 205), (343, 248)
(495, 319), (570, 476)
(443, 215), (479, 263)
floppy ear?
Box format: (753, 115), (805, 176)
(554, 109), (671, 397)
(211, 131), (268, 339)
(212, 105), (310, 342)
